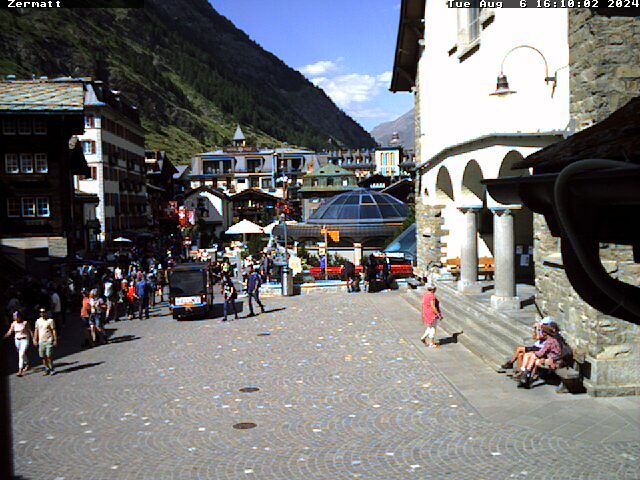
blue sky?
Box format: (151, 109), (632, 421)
(210, 0), (414, 131)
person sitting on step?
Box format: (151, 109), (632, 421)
(517, 324), (563, 389)
(501, 316), (554, 372)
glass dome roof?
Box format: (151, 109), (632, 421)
(307, 188), (408, 225)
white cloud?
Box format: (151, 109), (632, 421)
(299, 59), (396, 126)
(348, 106), (392, 119)
(298, 58), (342, 77)
(311, 71), (392, 111)
(312, 74), (382, 108)
(377, 71), (393, 83)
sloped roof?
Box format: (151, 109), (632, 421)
(184, 185), (229, 200)
(230, 188), (279, 202)
(173, 165), (190, 179)
(390, 0), (426, 92)
(0, 80), (85, 111)
(308, 163), (355, 177)
(233, 124), (246, 141)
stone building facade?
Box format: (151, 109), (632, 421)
(534, 9), (640, 396)
(395, 2), (639, 396)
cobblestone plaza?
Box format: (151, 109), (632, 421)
(9, 292), (640, 479)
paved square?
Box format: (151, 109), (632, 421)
(9, 292), (640, 479)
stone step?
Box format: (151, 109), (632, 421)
(401, 291), (513, 368)
(408, 287), (528, 349)
(403, 285), (532, 370)
(435, 282), (532, 343)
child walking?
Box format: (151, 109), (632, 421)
(421, 284), (443, 348)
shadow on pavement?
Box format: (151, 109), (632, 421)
(438, 331), (463, 346)
(58, 361), (104, 374)
(107, 334), (140, 344)
(262, 307), (286, 315)
(2, 309), (146, 375)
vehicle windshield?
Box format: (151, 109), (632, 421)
(169, 270), (206, 296)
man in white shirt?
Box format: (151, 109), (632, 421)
(50, 288), (62, 326)
(34, 308), (57, 375)
(103, 277), (115, 323)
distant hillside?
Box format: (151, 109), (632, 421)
(371, 109), (415, 150)
(0, 1), (375, 162)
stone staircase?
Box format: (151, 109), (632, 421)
(402, 281), (536, 370)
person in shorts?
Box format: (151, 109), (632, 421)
(33, 308), (57, 375)
(80, 290), (93, 347)
(421, 284), (443, 348)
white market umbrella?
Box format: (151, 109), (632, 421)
(226, 219), (264, 235)
(263, 221), (278, 235)
(226, 219), (264, 244)
(113, 237), (133, 243)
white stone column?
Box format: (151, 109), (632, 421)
(457, 207), (482, 294)
(490, 208), (520, 310)
(353, 242), (363, 266)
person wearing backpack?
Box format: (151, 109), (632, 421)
(221, 274), (239, 322)
(246, 266), (265, 317)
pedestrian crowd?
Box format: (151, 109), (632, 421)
(2, 253), (170, 378)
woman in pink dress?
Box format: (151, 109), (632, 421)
(421, 284), (443, 348)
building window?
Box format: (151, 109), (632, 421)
(21, 197), (36, 217)
(5, 154), (19, 174)
(261, 178), (272, 189)
(34, 119), (47, 135)
(342, 178), (349, 186)
(6, 198), (21, 217)
(78, 166), (97, 181)
(35, 153), (48, 173)
(36, 197), (50, 217)
(20, 154), (33, 173)
(326, 178), (334, 186)
(82, 140), (96, 155)
(2, 119), (16, 135)
(458, 7), (481, 47)
(18, 119), (31, 135)
(84, 115), (95, 129)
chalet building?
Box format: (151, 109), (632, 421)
(299, 163), (358, 221)
(183, 186), (232, 248)
(73, 189), (100, 255)
(189, 124), (324, 200)
(358, 173), (392, 191)
(145, 150), (179, 238)
(173, 164), (191, 200)
(76, 80), (149, 245)
(229, 188), (279, 226)
(0, 78), (91, 272)
(392, 1), (640, 395)
(325, 148), (375, 179)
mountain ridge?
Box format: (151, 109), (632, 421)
(371, 108), (415, 150)
(0, 0), (375, 162)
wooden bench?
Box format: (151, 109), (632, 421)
(478, 256), (495, 280)
(445, 258), (460, 278)
(445, 257), (495, 280)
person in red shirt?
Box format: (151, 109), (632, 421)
(421, 284), (443, 348)
(79, 290), (93, 348)
(126, 281), (138, 320)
